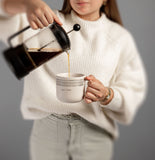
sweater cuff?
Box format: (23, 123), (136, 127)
(98, 88), (122, 112)
(0, 0), (12, 17)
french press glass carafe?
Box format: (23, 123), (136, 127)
(3, 22), (80, 79)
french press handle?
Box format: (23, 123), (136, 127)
(8, 25), (31, 47)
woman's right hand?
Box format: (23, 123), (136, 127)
(24, 0), (62, 29)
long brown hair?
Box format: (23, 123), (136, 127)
(60, 0), (123, 26)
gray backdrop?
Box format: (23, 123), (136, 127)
(0, 0), (154, 159)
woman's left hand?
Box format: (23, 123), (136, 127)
(84, 75), (109, 104)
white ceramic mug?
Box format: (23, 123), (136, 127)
(56, 73), (85, 103)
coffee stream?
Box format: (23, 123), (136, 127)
(67, 51), (70, 78)
(27, 48), (70, 77)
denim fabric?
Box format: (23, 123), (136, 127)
(30, 113), (113, 160)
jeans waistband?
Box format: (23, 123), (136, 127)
(51, 113), (83, 120)
(49, 113), (113, 139)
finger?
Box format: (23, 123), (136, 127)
(51, 11), (63, 25)
(34, 17), (44, 29)
(84, 97), (93, 104)
(33, 8), (49, 27)
(85, 91), (99, 102)
(87, 86), (103, 98)
(29, 21), (39, 30)
(37, 13), (49, 27)
(44, 11), (54, 24)
(84, 75), (95, 81)
(88, 80), (101, 91)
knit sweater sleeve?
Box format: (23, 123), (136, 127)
(99, 31), (147, 125)
(0, 0), (25, 45)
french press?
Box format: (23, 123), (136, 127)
(3, 22), (80, 79)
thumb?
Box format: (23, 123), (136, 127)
(84, 76), (91, 81)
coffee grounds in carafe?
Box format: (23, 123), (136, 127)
(27, 48), (62, 66)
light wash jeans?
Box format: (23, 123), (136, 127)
(30, 113), (113, 160)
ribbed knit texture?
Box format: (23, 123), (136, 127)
(0, 9), (147, 139)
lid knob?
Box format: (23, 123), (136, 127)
(73, 24), (81, 31)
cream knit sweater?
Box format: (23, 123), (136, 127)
(0, 5), (147, 138)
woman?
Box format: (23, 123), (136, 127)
(0, 0), (147, 159)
